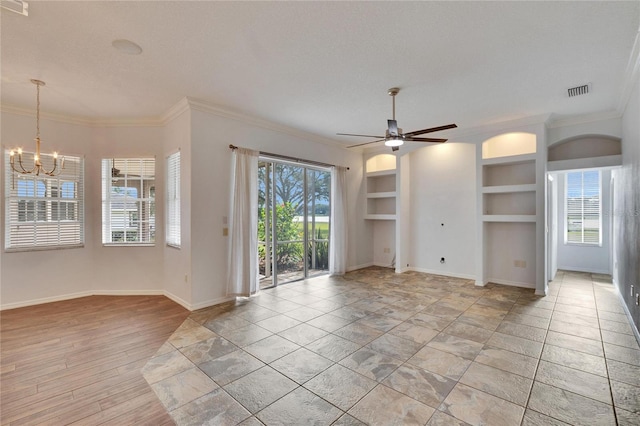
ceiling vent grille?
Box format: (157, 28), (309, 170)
(568, 84), (590, 97)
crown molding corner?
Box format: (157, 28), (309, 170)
(616, 28), (640, 114)
(160, 97), (191, 124)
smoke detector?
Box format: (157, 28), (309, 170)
(567, 83), (591, 97)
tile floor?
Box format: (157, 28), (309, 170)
(142, 267), (640, 425)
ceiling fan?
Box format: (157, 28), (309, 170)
(338, 87), (457, 152)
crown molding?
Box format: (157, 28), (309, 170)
(160, 97), (191, 124)
(546, 110), (622, 129)
(184, 97), (345, 149)
(617, 27), (640, 114)
(0, 104), (163, 127)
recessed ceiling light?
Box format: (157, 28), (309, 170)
(112, 39), (143, 55)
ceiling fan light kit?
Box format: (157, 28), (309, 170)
(339, 87), (457, 151)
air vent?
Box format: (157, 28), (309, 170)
(568, 84), (591, 97)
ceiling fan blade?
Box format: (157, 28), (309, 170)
(405, 137), (448, 143)
(387, 119), (398, 136)
(337, 132), (385, 138)
(346, 139), (386, 148)
(404, 123), (457, 137)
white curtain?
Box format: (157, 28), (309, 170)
(330, 166), (348, 275)
(227, 147), (259, 297)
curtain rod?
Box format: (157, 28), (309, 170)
(229, 144), (349, 170)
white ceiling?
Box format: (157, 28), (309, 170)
(2, 1), (639, 146)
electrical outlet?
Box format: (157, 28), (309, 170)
(384, 248), (390, 253)
(514, 260), (527, 268)
(440, 257), (445, 264)
(223, 227), (228, 236)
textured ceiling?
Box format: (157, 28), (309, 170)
(1, 1), (639, 145)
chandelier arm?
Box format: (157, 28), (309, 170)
(15, 154), (37, 174)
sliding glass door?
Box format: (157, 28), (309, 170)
(258, 160), (330, 288)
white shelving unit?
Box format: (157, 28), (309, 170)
(365, 169), (397, 219)
(477, 133), (544, 293)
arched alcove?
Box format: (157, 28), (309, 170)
(482, 132), (536, 159)
(366, 153), (396, 172)
(548, 135), (621, 161)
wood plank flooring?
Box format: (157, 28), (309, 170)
(0, 295), (190, 425)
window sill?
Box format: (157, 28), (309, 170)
(102, 243), (156, 248)
(5, 244), (85, 253)
(563, 243), (603, 248)
(166, 243), (181, 250)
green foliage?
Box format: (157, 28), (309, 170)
(258, 202), (304, 271)
(309, 228), (329, 270)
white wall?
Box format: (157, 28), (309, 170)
(409, 142), (476, 278)
(0, 111), (166, 308)
(186, 106), (367, 308)
(555, 169), (612, 274)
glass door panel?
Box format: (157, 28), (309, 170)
(306, 168), (331, 278)
(258, 160), (331, 287)
(274, 163), (305, 285)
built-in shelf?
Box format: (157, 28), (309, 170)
(482, 214), (536, 223)
(366, 169), (396, 178)
(482, 153), (537, 166)
(482, 184), (537, 194)
(365, 214), (397, 220)
(367, 191), (397, 199)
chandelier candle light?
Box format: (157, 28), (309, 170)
(10, 79), (64, 176)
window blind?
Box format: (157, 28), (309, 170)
(102, 158), (156, 245)
(4, 150), (84, 250)
(166, 151), (181, 247)
(566, 170), (601, 245)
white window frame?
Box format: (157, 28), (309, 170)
(166, 150), (181, 248)
(565, 169), (602, 246)
(4, 150), (84, 251)
(101, 158), (156, 246)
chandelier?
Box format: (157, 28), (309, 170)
(10, 79), (64, 176)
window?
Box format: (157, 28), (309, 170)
(566, 170), (601, 245)
(102, 158), (155, 245)
(4, 151), (84, 250)
(166, 151), (180, 247)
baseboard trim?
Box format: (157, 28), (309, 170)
(486, 277), (536, 289)
(409, 267), (476, 281)
(557, 266), (611, 275)
(0, 289), (227, 312)
(347, 262), (374, 272)
(612, 279), (640, 346)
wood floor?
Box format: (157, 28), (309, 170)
(0, 295), (190, 425)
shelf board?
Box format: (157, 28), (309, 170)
(482, 153), (536, 166)
(482, 214), (536, 223)
(482, 184), (537, 194)
(367, 191), (397, 199)
(366, 169), (396, 178)
(365, 214), (396, 220)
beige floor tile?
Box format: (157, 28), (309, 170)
(610, 379), (640, 413)
(366, 333), (423, 361)
(305, 334), (360, 362)
(333, 414), (366, 425)
(535, 360), (612, 404)
(406, 312), (454, 331)
(269, 347), (333, 384)
(348, 384), (435, 426)
(142, 349), (195, 384)
(333, 322), (384, 345)
(474, 346), (538, 379)
(527, 382), (615, 425)
(223, 366), (298, 414)
(255, 387), (342, 425)
(151, 367), (217, 411)
(243, 334), (300, 364)
(198, 349), (264, 386)
(439, 383), (524, 426)
(486, 332), (543, 358)
(521, 409), (570, 426)
(408, 346), (472, 381)
(307, 313), (354, 332)
(442, 321), (494, 344)
(426, 410), (471, 426)
(427, 333), (484, 360)
(602, 329), (640, 349)
(339, 347), (403, 382)
(180, 336), (237, 365)
(460, 362), (532, 406)
(304, 364), (377, 411)
(382, 363), (457, 408)
(496, 321), (547, 342)
(277, 323), (327, 346)
(540, 344), (607, 377)
(388, 322), (439, 345)
(170, 388), (251, 425)
(254, 314), (301, 334)
(544, 330), (603, 357)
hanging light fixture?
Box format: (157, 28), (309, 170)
(10, 79), (64, 176)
